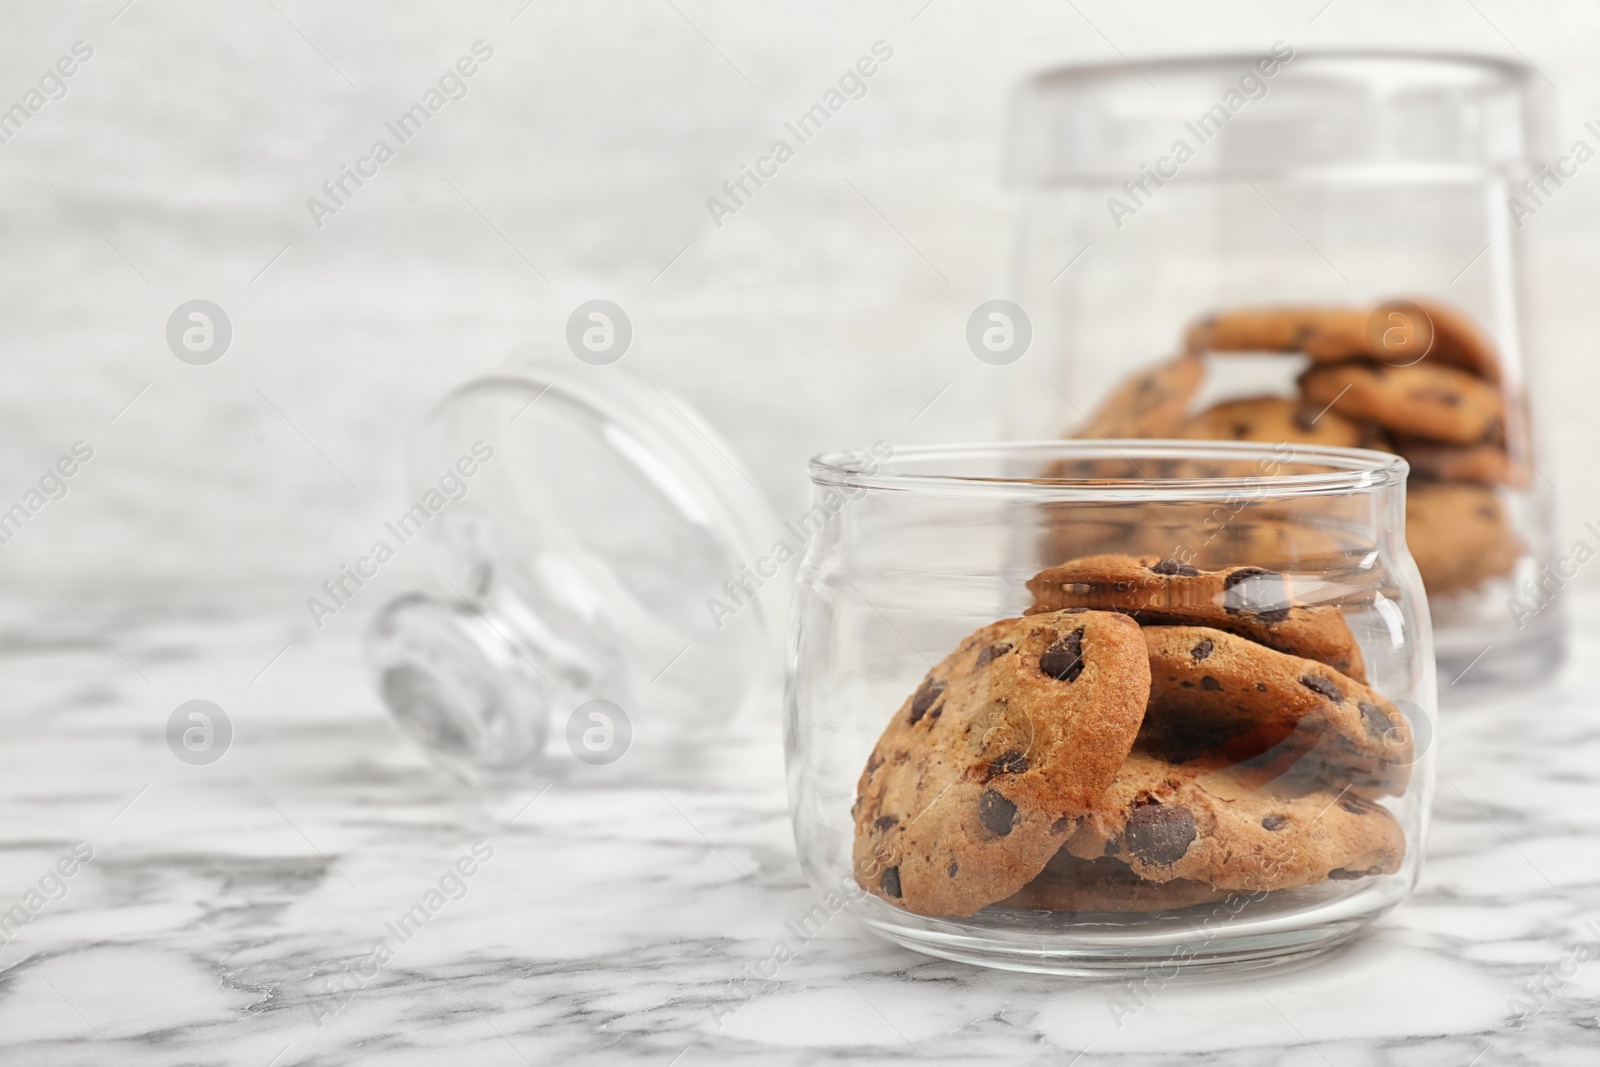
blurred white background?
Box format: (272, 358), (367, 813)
(1, 0), (1596, 627)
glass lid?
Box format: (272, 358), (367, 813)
(368, 353), (784, 781)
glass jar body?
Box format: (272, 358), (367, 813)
(785, 442), (1435, 974)
(1003, 53), (1559, 684)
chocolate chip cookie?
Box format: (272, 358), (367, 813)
(1186, 300), (1500, 383)
(852, 610), (1152, 917)
(1176, 395), (1387, 451)
(1407, 298), (1502, 384)
(1299, 362), (1504, 446)
(1140, 625), (1413, 795)
(1063, 751), (1406, 890)
(1405, 481), (1522, 594)
(1187, 307), (1369, 361)
(999, 849), (1228, 913)
(1394, 436), (1526, 487)
(1075, 352), (1204, 439)
(1039, 498), (1378, 573)
(1197, 513), (1376, 579)
(1025, 554), (1368, 682)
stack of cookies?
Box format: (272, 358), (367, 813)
(851, 553), (1411, 918)
(1064, 299), (1524, 596)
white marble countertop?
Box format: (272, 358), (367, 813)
(1, 587), (1598, 1067)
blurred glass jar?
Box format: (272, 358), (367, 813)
(1002, 52), (1559, 685)
(786, 441), (1434, 974)
(367, 358), (784, 781)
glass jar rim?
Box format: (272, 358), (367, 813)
(1019, 49), (1531, 91)
(810, 440), (1408, 502)
(1007, 49), (1540, 184)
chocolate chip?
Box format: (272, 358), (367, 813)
(1124, 804), (1197, 866)
(1190, 638), (1214, 661)
(947, 862), (959, 877)
(986, 750), (1029, 780)
(909, 675), (946, 724)
(874, 815), (898, 831)
(978, 789), (1017, 836)
(1262, 814), (1287, 831)
(1052, 814), (1075, 834)
(1040, 628), (1086, 683)
(1222, 567), (1290, 623)
(1103, 839), (1120, 856)
(1293, 407), (1317, 431)
(1200, 676), (1222, 692)
(1340, 798), (1367, 815)
(975, 641), (1014, 668)
(1328, 867), (1376, 880)
(1299, 675), (1343, 703)
(1358, 701), (1393, 739)
(882, 867), (902, 897)
(1150, 559), (1200, 577)
(1256, 682), (1268, 692)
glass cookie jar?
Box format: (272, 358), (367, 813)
(1002, 52), (1558, 685)
(785, 441), (1435, 974)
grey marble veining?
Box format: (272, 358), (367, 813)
(0, 588), (1597, 1066)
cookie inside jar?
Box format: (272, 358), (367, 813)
(1050, 298), (1530, 599)
(851, 553), (1412, 918)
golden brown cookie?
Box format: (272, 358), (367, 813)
(998, 849), (1228, 912)
(1408, 299), (1501, 384)
(1187, 307), (1369, 360)
(1025, 554), (1368, 682)
(1405, 481), (1521, 594)
(1037, 506), (1376, 578)
(1176, 395), (1387, 451)
(1299, 362), (1504, 446)
(851, 610), (1152, 917)
(1186, 300), (1500, 383)
(1139, 626), (1412, 795)
(1394, 436), (1527, 487)
(1073, 353), (1204, 439)
(1197, 515), (1374, 577)
(1063, 751), (1407, 891)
